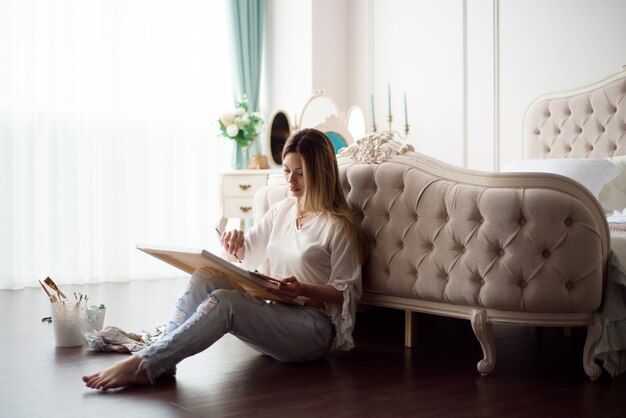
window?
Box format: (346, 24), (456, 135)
(0, 1), (235, 288)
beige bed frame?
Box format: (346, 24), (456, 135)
(254, 68), (626, 379)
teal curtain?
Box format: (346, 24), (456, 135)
(228, 0), (265, 156)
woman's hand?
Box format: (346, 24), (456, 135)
(220, 229), (245, 261)
(266, 276), (343, 306)
(268, 276), (302, 300)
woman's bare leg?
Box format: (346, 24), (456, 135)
(83, 269), (232, 390)
(82, 355), (149, 390)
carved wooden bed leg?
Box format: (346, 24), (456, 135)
(583, 314), (602, 380)
(470, 308), (495, 376)
(404, 310), (417, 348)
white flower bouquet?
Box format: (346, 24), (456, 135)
(218, 96), (264, 148)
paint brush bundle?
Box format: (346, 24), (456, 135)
(38, 277), (90, 347)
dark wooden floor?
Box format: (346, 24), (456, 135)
(1, 278), (624, 418)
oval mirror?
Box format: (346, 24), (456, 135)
(299, 92), (338, 129)
(346, 106), (366, 141)
(267, 110), (291, 166)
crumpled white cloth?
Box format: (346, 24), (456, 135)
(85, 325), (165, 353)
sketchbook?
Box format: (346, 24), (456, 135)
(136, 245), (303, 305)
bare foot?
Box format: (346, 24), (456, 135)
(82, 355), (150, 390)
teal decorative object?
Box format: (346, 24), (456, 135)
(325, 131), (347, 154)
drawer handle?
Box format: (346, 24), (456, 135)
(239, 206), (252, 213)
(238, 184), (252, 191)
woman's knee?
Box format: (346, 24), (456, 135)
(191, 268), (232, 291)
(194, 289), (241, 318)
(196, 294), (219, 314)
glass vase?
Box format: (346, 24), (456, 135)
(231, 143), (251, 170)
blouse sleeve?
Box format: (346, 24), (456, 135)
(325, 224), (363, 351)
(239, 204), (277, 271)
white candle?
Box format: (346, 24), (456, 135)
(404, 93), (408, 126)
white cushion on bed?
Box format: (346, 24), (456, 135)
(599, 155), (626, 213)
(502, 158), (620, 199)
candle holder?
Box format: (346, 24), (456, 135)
(370, 86), (410, 140)
(370, 115), (410, 140)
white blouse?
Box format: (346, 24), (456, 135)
(240, 197), (362, 351)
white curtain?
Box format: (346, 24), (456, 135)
(0, 0), (237, 289)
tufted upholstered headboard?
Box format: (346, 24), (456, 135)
(524, 68), (626, 160)
(336, 152), (607, 313)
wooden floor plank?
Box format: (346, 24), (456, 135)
(1, 278), (624, 417)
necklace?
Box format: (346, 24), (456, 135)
(296, 210), (315, 230)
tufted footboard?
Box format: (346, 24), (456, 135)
(253, 147), (608, 379)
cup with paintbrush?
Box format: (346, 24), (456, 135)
(39, 277), (86, 347)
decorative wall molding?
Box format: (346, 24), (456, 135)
(461, 0), (469, 168)
(368, 0), (375, 102)
(493, 0), (500, 171)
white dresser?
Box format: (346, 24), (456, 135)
(217, 169), (282, 231)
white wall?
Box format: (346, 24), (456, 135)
(312, 0), (350, 112)
(265, 0), (626, 171)
(498, 0), (626, 169)
(371, 0), (465, 166)
(345, 0), (371, 133)
(466, 0), (495, 170)
(264, 0), (312, 129)
(263, 0), (349, 156)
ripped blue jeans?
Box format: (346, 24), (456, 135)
(135, 268), (335, 383)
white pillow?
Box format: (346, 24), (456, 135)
(599, 155), (626, 213)
(501, 158), (620, 199)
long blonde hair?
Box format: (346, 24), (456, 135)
(282, 128), (367, 262)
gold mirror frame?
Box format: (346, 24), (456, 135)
(314, 114), (354, 154)
(297, 90), (339, 130)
